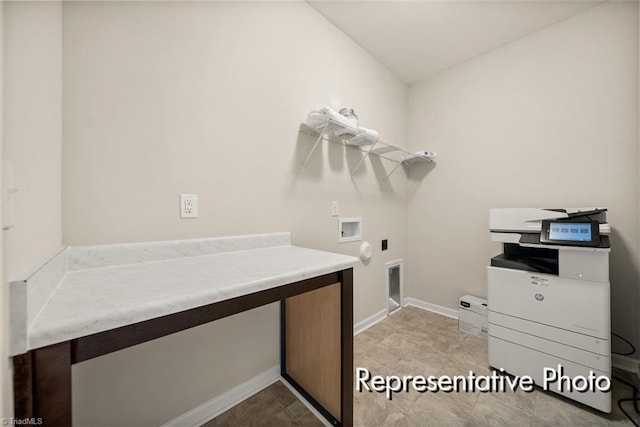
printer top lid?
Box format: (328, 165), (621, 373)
(489, 208), (608, 234)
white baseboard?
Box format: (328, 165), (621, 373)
(280, 377), (332, 427)
(404, 297), (458, 319)
(354, 308), (387, 336)
(170, 297), (622, 426)
(612, 354), (640, 374)
(355, 299), (458, 336)
(162, 306), (396, 426)
(162, 365), (280, 427)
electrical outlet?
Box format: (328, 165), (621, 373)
(331, 201), (340, 217)
(180, 194), (198, 218)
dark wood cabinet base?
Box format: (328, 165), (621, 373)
(13, 269), (353, 427)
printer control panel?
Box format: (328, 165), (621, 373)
(539, 220), (601, 247)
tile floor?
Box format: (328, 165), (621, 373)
(204, 306), (639, 426)
(202, 380), (323, 427)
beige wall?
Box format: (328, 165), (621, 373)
(407, 2), (640, 352)
(62, 1), (407, 424)
(0, 1), (6, 419)
(6, 0), (638, 424)
(3, 1), (62, 281)
(2, 1), (63, 418)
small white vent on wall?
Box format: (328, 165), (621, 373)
(386, 260), (403, 315)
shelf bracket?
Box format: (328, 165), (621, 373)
(349, 140), (379, 177)
(385, 158), (405, 180)
(300, 122), (329, 173)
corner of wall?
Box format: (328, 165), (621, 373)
(0, 0), (9, 419)
(1, 0), (64, 417)
(637, 0), (640, 359)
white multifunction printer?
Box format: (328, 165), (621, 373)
(488, 208), (611, 412)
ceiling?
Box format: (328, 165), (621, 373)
(307, 0), (603, 84)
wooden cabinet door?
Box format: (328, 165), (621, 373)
(285, 283), (341, 420)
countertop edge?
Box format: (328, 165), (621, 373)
(27, 257), (357, 353)
(12, 237), (358, 355)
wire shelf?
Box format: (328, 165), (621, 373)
(299, 114), (436, 178)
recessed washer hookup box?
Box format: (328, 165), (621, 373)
(458, 295), (488, 339)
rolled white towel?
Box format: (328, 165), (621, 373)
(347, 127), (379, 147)
(306, 111), (329, 129)
(335, 127), (362, 141)
(307, 107), (352, 128)
(360, 127), (379, 140)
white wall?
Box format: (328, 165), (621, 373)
(2, 1), (63, 418)
(408, 2), (640, 353)
(0, 1), (6, 418)
(62, 2), (407, 424)
(3, 1), (62, 281)
(9, 1), (636, 423)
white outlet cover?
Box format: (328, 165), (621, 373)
(331, 201), (339, 217)
(180, 194), (198, 219)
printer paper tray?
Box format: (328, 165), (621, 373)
(489, 336), (611, 413)
(489, 311), (609, 356)
(489, 324), (609, 371)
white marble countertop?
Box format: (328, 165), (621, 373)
(10, 233), (359, 355)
